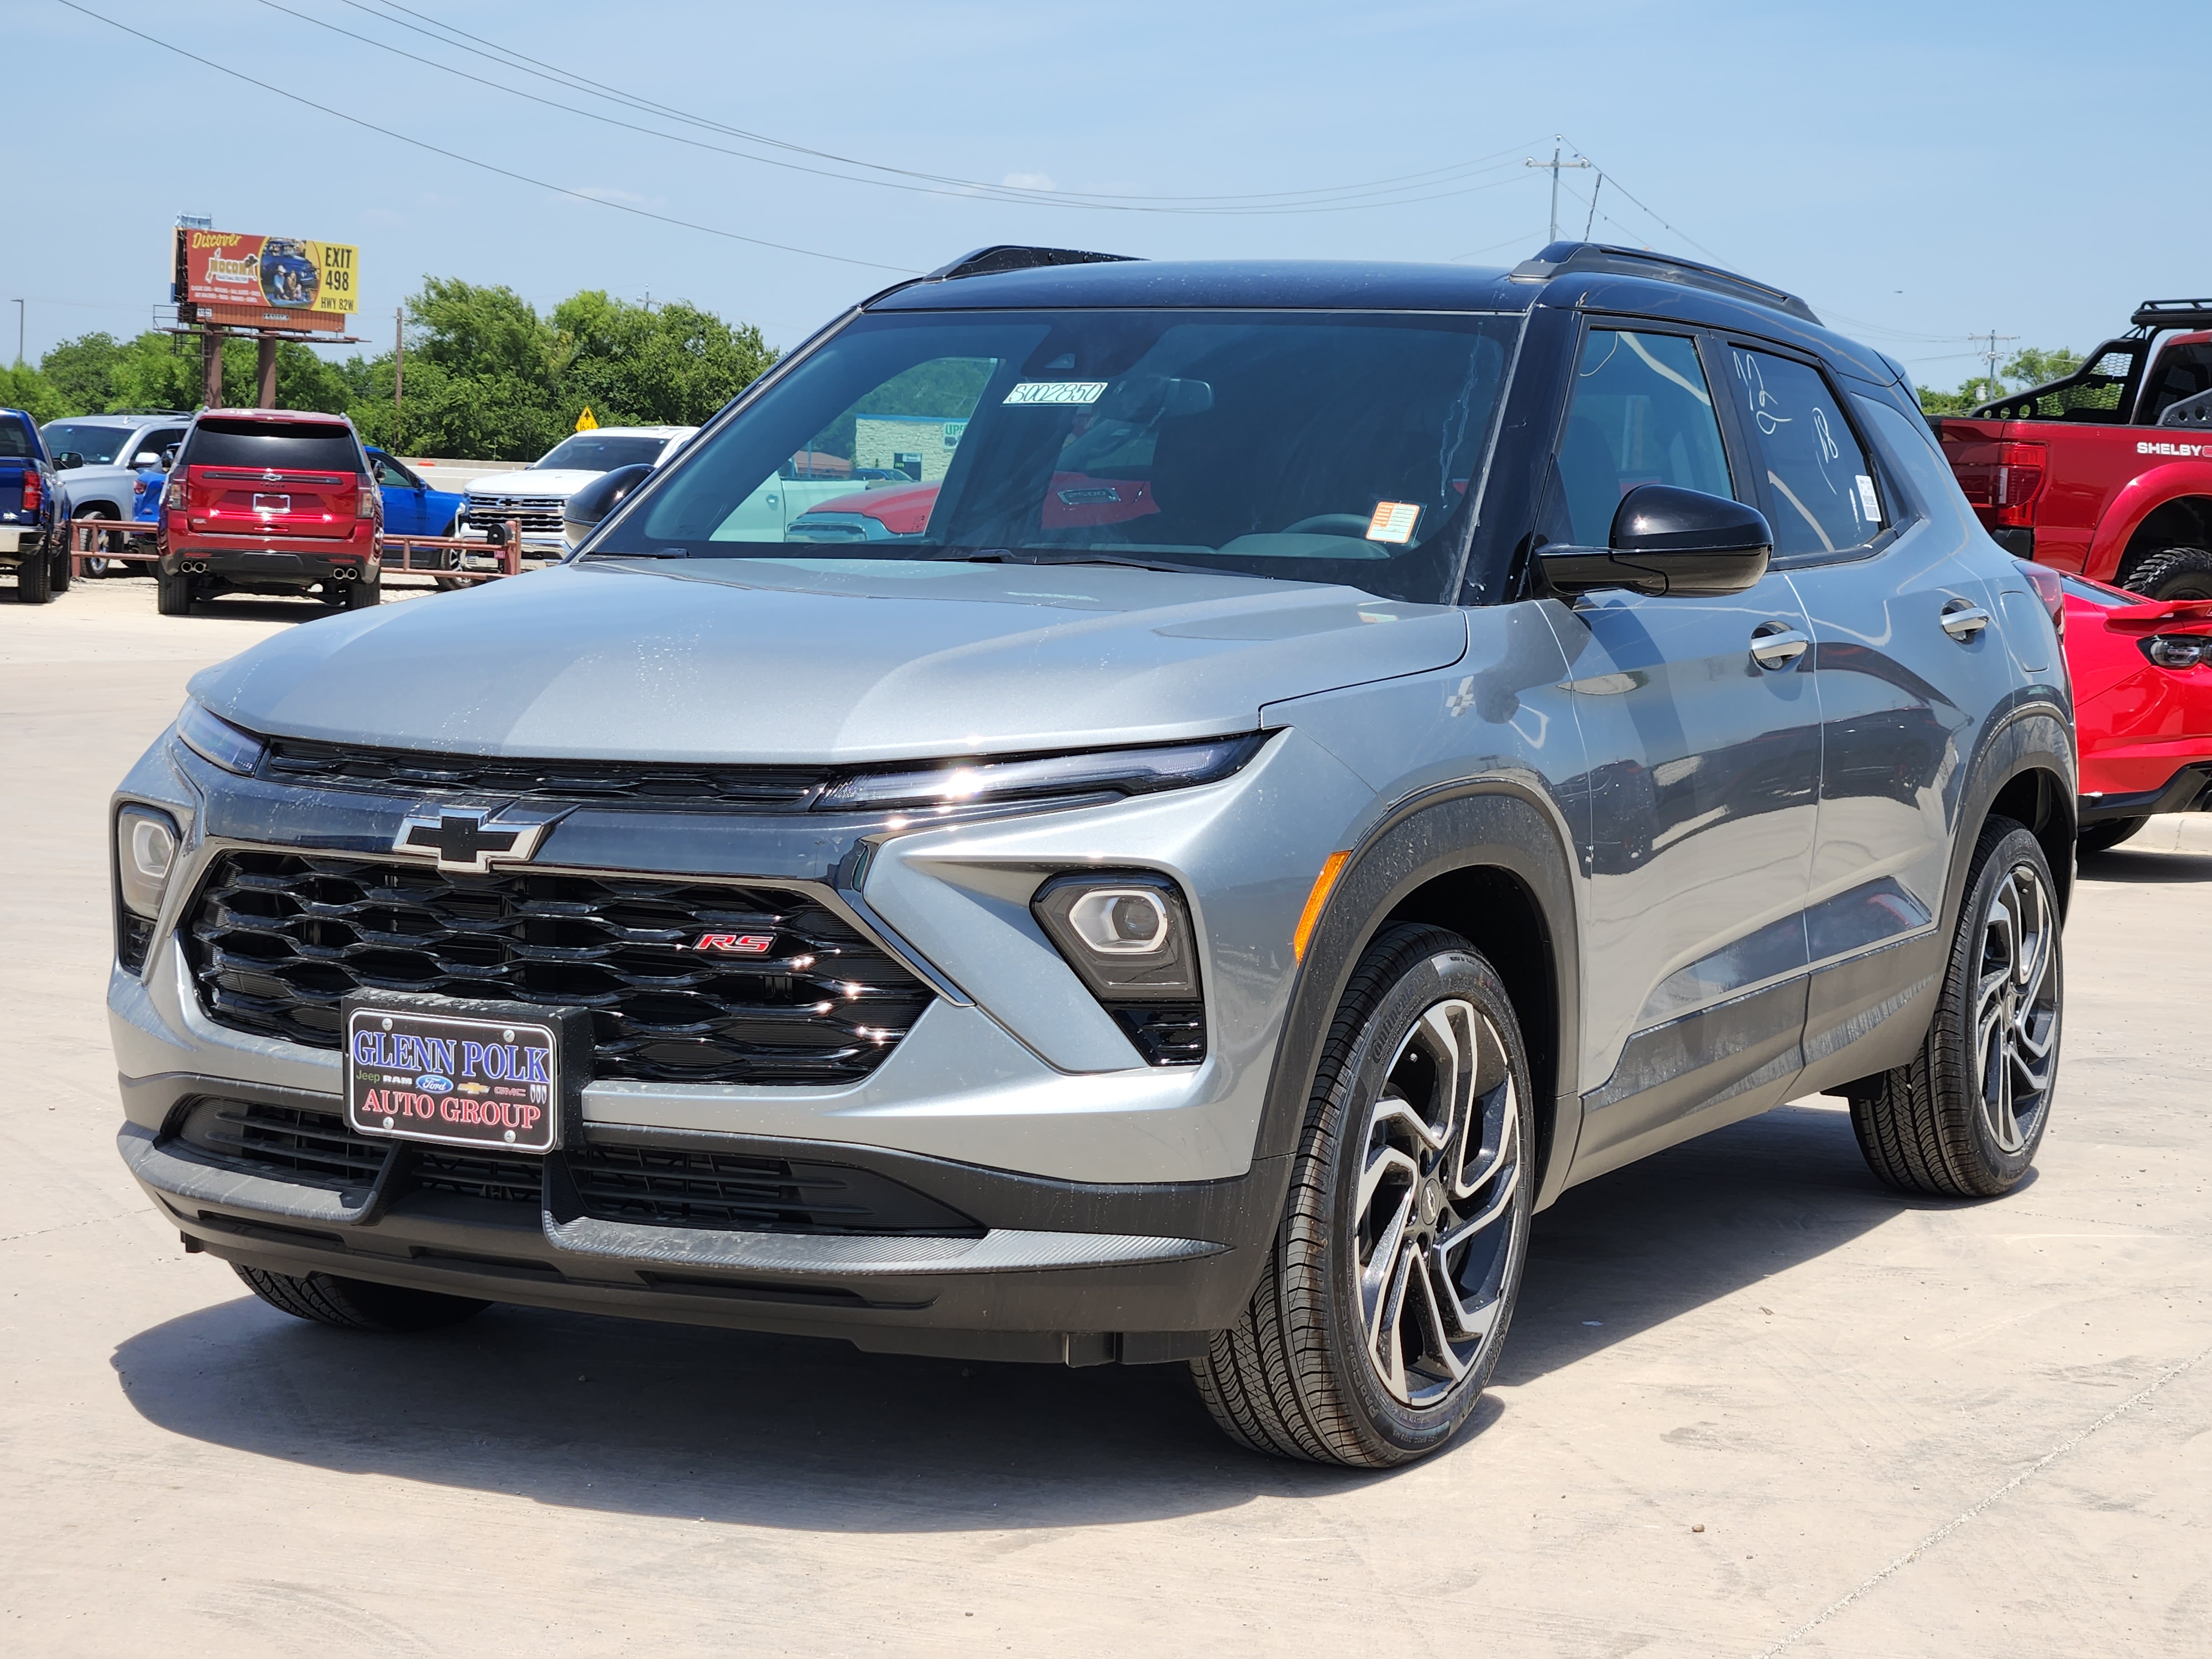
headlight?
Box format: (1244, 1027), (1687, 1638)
(2141, 633), (2212, 670)
(116, 805), (180, 920)
(175, 700), (266, 775)
(815, 734), (1261, 813)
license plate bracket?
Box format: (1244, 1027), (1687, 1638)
(253, 493), (291, 513)
(342, 992), (592, 1154)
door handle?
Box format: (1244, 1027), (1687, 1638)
(1940, 599), (1991, 640)
(1750, 623), (1810, 670)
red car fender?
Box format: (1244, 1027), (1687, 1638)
(2081, 456), (2212, 582)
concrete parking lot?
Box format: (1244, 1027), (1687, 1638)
(4, 575), (2207, 1657)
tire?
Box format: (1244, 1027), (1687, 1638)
(14, 544), (52, 604)
(2121, 546), (2212, 601)
(49, 546), (70, 595)
(1192, 924), (1535, 1467)
(79, 509), (118, 577)
(1850, 818), (2062, 1198)
(2078, 816), (2148, 855)
(155, 567), (196, 616)
(233, 1263), (489, 1332)
(342, 577), (382, 610)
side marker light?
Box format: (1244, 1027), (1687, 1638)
(1292, 852), (1351, 962)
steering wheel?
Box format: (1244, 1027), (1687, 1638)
(1281, 513), (1374, 537)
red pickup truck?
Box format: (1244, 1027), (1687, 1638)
(1933, 299), (2212, 600)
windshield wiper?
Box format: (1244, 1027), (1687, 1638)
(931, 549), (1224, 577)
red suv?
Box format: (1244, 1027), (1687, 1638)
(157, 410), (382, 615)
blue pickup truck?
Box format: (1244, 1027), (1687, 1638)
(1, 409), (69, 604)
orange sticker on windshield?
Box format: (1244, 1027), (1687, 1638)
(1366, 501), (1422, 544)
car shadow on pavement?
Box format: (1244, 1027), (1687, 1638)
(109, 1102), (1934, 1528)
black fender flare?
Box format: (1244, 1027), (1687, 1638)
(1938, 696), (2077, 942)
(1250, 779), (1584, 1211)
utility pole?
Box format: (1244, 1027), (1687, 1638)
(1979, 327), (2020, 403)
(393, 306), (404, 439)
(11, 298), (21, 368)
(1525, 139), (1594, 243)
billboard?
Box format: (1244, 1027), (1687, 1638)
(173, 228), (359, 332)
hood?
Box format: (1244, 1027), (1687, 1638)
(467, 469), (608, 499)
(187, 558), (1469, 764)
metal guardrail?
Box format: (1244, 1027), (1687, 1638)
(65, 517), (530, 584)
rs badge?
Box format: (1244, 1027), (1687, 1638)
(692, 933), (775, 954)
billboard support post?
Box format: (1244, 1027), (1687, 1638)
(256, 336), (278, 409)
(200, 329), (223, 410)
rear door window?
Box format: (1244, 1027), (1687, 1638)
(1727, 349), (1885, 557)
(185, 419), (364, 474)
(1549, 327), (1735, 546)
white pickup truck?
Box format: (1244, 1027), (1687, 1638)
(462, 426), (696, 551)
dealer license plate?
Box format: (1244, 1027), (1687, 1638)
(344, 997), (568, 1154)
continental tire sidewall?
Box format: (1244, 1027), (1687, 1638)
(1319, 941), (1535, 1459)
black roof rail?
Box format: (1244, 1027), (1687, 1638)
(1507, 241), (1820, 325)
(924, 245), (1141, 283)
(2130, 299), (2212, 332)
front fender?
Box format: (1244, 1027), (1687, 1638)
(2084, 456), (2212, 579)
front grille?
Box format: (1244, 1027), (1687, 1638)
(168, 1098), (980, 1235)
(466, 496), (564, 534)
(175, 1098), (386, 1191)
(565, 1143), (982, 1235)
(257, 737), (832, 810)
(413, 1147), (544, 1204)
(186, 852), (932, 1084)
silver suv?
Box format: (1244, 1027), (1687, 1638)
(108, 244), (2075, 1467)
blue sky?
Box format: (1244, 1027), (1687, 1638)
(9, 0), (2199, 390)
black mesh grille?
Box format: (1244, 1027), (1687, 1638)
(175, 1098), (387, 1191)
(411, 1147), (544, 1204)
(185, 852), (931, 1084)
(565, 1143), (982, 1236)
(1111, 1004), (1207, 1066)
(257, 737), (832, 810)
(166, 1098), (979, 1235)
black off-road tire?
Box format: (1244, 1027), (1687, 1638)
(1850, 818), (2062, 1198)
(233, 1264), (489, 1332)
(2077, 816), (2148, 855)
(155, 567), (195, 616)
(14, 544), (53, 604)
(2121, 547), (2212, 601)
(1192, 924), (1535, 1467)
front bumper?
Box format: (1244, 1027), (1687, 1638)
(107, 721), (1376, 1354)
(118, 1076), (1279, 1364)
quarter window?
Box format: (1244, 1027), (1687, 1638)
(1729, 349), (1885, 556)
(1551, 329), (1734, 546)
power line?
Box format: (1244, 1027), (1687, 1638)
(1523, 140), (1593, 242)
(350, 0), (1552, 214)
(51, 1), (915, 273)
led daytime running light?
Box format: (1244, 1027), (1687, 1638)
(816, 734), (1260, 812)
(175, 701), (267, 776)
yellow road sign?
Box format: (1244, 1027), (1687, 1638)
(574, 406), (599, 431)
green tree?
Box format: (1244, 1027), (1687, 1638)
(2002, 346), (2083, 391)
(551, 291), (777, 429)
(0, 363), (63, 424)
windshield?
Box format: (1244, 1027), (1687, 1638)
(594, 309), (1519, 603)
(42, 421), (132, 465)
(535, 434), (670, 471)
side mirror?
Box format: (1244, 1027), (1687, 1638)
(56, 451), (84, 471)
(133, 451), (163, 468)
(159, 446), (180, 469)
(1541, 484), (1772, 598)
(563, 463), (655, 549)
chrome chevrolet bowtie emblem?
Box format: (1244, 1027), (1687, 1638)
(393, 808), (550, 873)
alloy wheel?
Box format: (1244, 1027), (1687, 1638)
(1354, 997), (1524, 1406)
(1975, 860), (2059, 1153)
